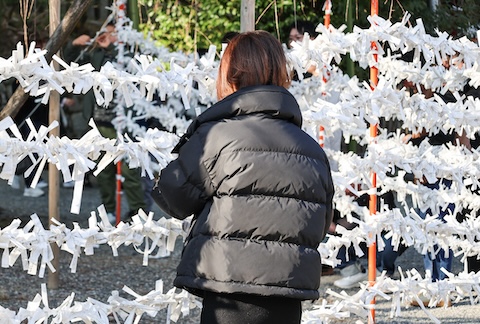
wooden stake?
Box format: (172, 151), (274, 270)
(47, 0), (61, 290)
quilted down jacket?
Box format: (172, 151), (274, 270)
(152, 85), (334, 300)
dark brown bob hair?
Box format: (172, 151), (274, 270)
(216, 30), (290, 100)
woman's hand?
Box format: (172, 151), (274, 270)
(72, 34), (91, 46)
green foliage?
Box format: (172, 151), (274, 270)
(137, 0), (441, 55)
(139, 0), (241, 54)
(138, 0), (328, 53)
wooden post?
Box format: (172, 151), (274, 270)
(47, 0), (61, 290)
(240, 0), (255, 32)
(0, 0), (93, 121)
(368, 2), (379, 323)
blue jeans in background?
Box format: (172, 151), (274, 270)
(336, 245), (358, 269)
(377, 235), (408, 276)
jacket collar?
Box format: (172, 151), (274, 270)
(173, 85), (301, 153)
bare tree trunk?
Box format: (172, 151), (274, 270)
(0, 0), (93, 121)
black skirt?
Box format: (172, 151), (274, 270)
(200, 291), (302, 324)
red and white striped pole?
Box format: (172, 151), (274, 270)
(115, 161), (122, 225)
(368, 0), (379, 323)
(323, 0), (332, 27)
(114, 0), (128, 226)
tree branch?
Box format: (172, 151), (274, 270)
(0, 0), (93, 121)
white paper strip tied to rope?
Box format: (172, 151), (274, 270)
(15, 284), (111, 323)
(319, 186), (480, 260)
(303, 268), (480, 324)
(304, 13), (480, 79)
(3, 135), (480, 274)
(1, 214), (57, 278)
(325, 137), (480, 197)
(319, 203), (480, 266)
(0, 117), (179, 214)
(111, 96), (192, 138)
(109, 281), (201, 324)
(301, 299), (354, 323)
(4, 210), (480, 322)
(87, 11), (480, 98)
(3, 267), (480, 323)
(1, 281), (200, 324)
(338, 152), (479, 215)
(93, 205), (188, 265)
(7, 203), (480, 281)
(0, 218), (25, 270)
(5, 16), (480, 150)
(305, 72), (480, 140)
(0, 42), (217, 111)
(4, 268), (480, 323)
(109, 49), (215, 138)
(109, 37), (216, 137)
(4, 14), (480, 116)
(0, 206), (190, 277)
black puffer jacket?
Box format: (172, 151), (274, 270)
(152, 85), (334, 300)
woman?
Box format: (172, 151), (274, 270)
(152, 30), (334, 324)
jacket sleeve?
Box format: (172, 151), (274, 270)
(151, 134), (213, 220)
(322, 158), (335, 239)
(62, 41), (90, 65)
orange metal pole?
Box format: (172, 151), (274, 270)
(369, 0), (379, 323)
(324, 0), (331, 27)
(116, 161), (122, 225)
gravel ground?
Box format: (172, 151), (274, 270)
(1, 174), (480, 323)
